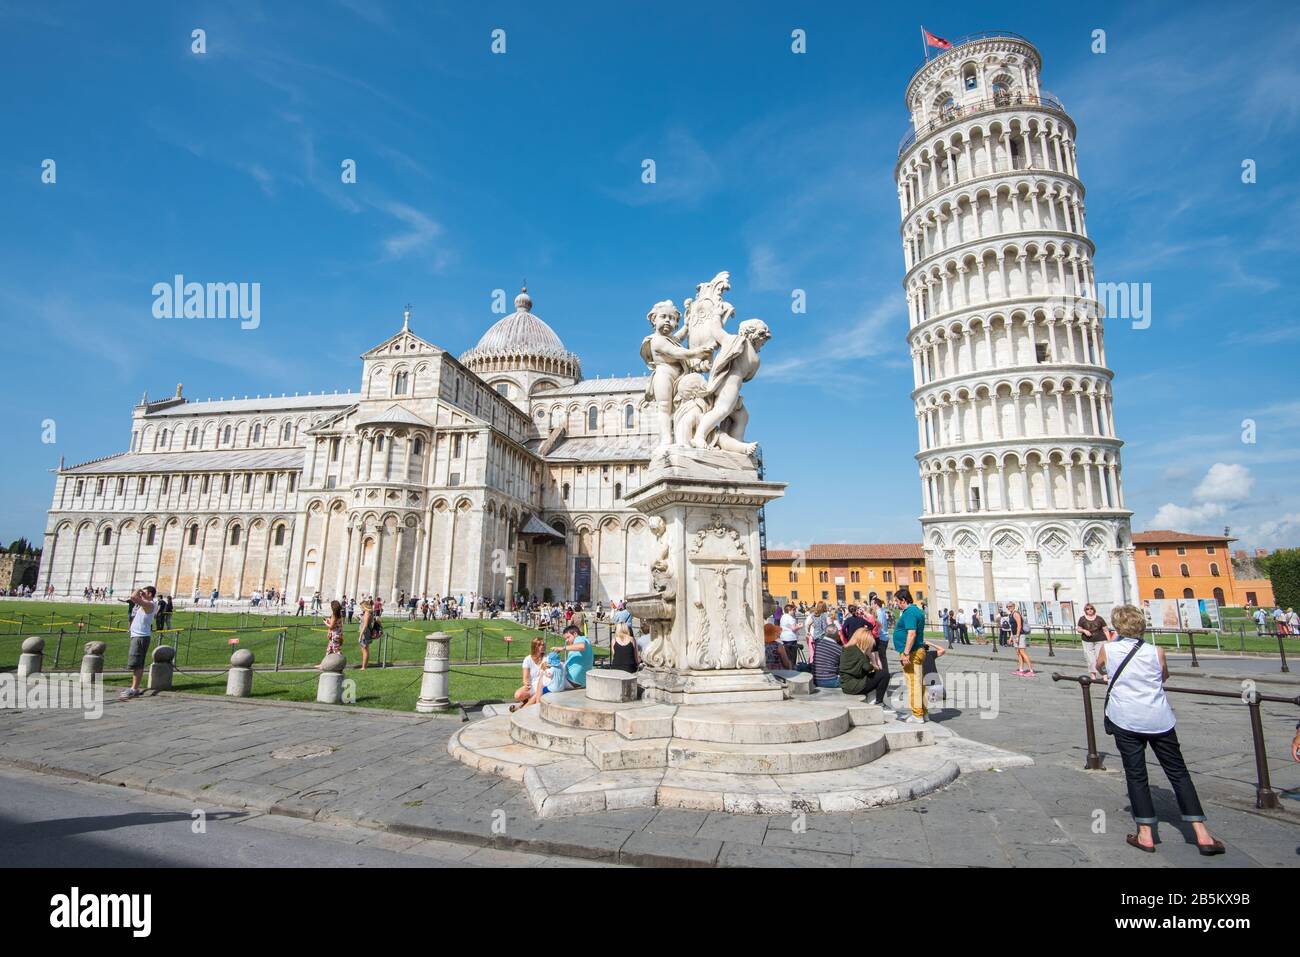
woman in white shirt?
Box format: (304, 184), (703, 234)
(511, 638), (550, 712)
(779, 603), (800, 667)
(1097, 605), (1225, 856)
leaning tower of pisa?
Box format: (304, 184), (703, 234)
(896, 32), (1137, 620)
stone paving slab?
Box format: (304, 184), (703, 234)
(1, 668), (1297, 866)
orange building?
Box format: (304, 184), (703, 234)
(764, 545), (926, 606)
(1133, 530), (1274, 607)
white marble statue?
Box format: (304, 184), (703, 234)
(639, 272), (769, 462)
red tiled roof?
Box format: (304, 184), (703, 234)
(1133, 529), (1236, 544)
(766, 544), (924, 561)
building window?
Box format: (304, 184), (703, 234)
(188, 525), (198, 546)
(624, 404), (634, 429)
(818, 570), (828, 583)
(1209, 563), (1220, 577)
(252, 424), (262, 443)
(913, 570), (923, 582)
(788, 571), (797, 583)
(1182, 588), (1194, 599)
(1150, 564), (1161, 578)
(145, 525), (155, 546)
(222, 425), (232, 444)
(160, 476), (169, 494)
(614, 482), (622, 499)
(1176, 546), (1187, 556)
(1153, 588), (1165, 599)
(1179, 563), (1190, 577)
(274, 524), (286, 546)
(495, 383), (509, 396)
(95, 478), (104, 495)
(330, 438), (340, 462)
(821, 590), (829, 600)
(562, 482), (570, 500)
(75, 480), (84, 496)
(414, 437), (424, 456)
(376, 435), (385, 452)
(1213, 587), (1225, 604)
(395, 371), (409, 395)
(452, 434), (462, 457)
(230, 525), (241, 546)
(288, 474), (296, 492)
(1145, 547), (1159, 556)
(222, 474), (230, 494)
(102, 527), (112, 546)
(243, 474), (251, 493)
(791, 590), (798, 599)
(884, 571), (894, 583)
(587, 407), (598, 432)
(202, 475), (210, 494)
(137, 477), (146, 493)
(115, 477), (125, 495)
(449, 472), (461, 486)
(1206, 546), (1216, 554)
(182, 475), (190, 493)
(266, 473), (275, 492)
(850, 570), (860, 583)
(282, 422), (293, 441)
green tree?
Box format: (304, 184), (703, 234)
(1258, 548), (1300, 610)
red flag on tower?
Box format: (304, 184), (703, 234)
(922, 27), (952, 50)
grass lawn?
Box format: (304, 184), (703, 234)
(0, 599), (574, 671)
(102, 664), (522, 712)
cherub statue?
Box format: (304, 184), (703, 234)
(692, 318), (771, 451)
(641, 516), (678, 668)
(640, 300), (711, 450)
(672, 373), (756, 457)
(676, 271), (734, 372)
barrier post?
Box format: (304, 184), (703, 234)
(1245, 691), (1279, 809)
(1051, 673), (1104, 770)
(1045, 625), (1055, 658)
(1277, 633), (1290, 674)
(1187, 630), (1200, 668)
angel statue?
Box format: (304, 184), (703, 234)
(692, 318), (771, 450)
(640, 300), (711, 451)
(672, 373), (757, 457)
(675, 271), (735, 372)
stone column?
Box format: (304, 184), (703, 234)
(1071, 549), (1090, 608)
(980, 550), (995, 602)
(414, 632), (451, 712)
(1108, 549), (1126, 609)
(80, 641), (106, 686)
(317, 653), (346, 704)
(226, 649), (254, 697)
(1125, 548), (1140, 605)
(944, 549), (959, 611)
(17, 637), (43, 678)
(149, 645), (176, 691)
(1026, 550), (1043, 603)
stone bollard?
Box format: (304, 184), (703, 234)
(80, 640), (107, 686)
(414, 632), (451, 713)
(226, 649), (254, 697)
(317, 653), (346, 704)
(16, 637), (44, 679)
(149, 645), (176, 691)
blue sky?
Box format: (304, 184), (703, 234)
(2, 0), (1298, 552)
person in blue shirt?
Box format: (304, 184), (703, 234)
(555, 624), (593, 690)
(891, 588), (929, 723)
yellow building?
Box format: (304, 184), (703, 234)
(1132, 530), (1274, 607)
(765, 545), (926, 606)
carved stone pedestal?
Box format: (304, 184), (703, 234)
(623, 449), (786, 706)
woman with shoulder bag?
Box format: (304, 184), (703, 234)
(1098, 605), (1225, 856)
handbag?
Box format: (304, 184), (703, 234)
(1101, 639), (1143, 735)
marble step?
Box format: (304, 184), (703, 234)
(509, 706), (602, 754)
(539, 690), (649, 731)
(666, 725), (889, 775)
(669, 701), (851, 744)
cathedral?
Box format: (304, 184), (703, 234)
(39, 288), (662, 606)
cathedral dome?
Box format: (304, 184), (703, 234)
(460, 286), (582, 381)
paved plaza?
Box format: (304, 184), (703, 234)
(2, 647), (1296, 867)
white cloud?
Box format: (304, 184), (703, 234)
(379, 202), (443, 261)
(1149, 501), (1226, 532)
(1193, 462), (1254, 503)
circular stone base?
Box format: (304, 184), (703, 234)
(450, 689), (1033, 818)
